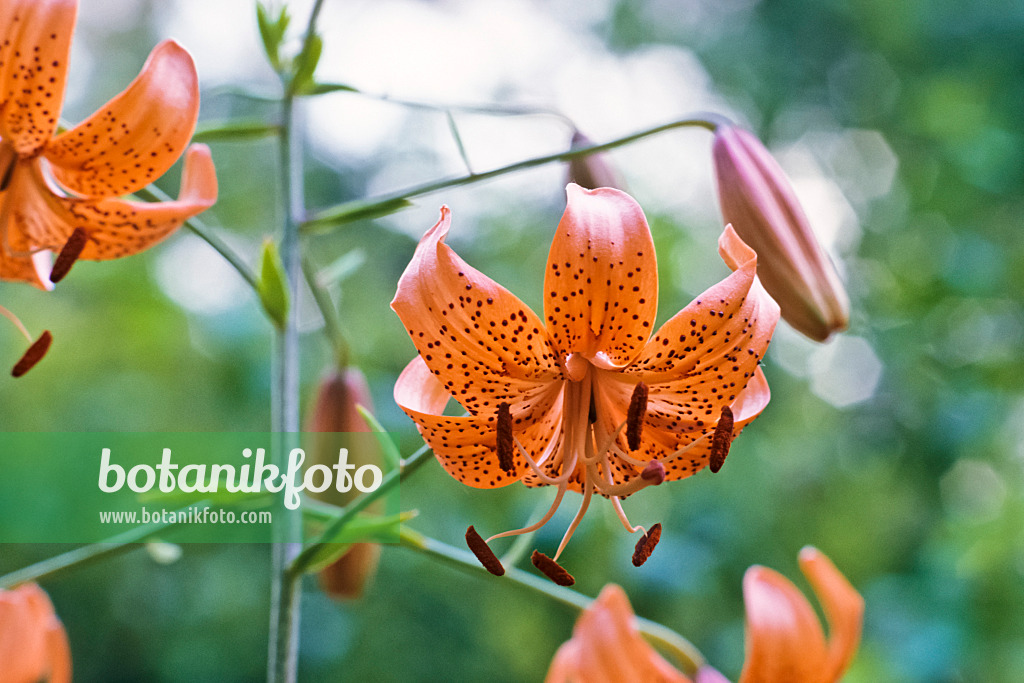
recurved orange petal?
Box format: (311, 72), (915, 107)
(0, 0), (76, 155)
(799, 547), (864, 683)
(62, 143), (216, 260)
(739, 564), (828, 683)
(545, 584), (691, 683)
(391, 207), (561, 421)
(394, 356), (563, 488)
(544, 184), (657, 370)
(0, 583), (70, 683)
(46, 40), (200, 197)
(630, 225), (778, 383)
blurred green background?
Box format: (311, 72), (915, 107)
(2, 0), (1023, 680)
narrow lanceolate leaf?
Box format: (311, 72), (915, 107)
(290, 33), (323, 95)
(300, 197), (414, 233)
(317, 249), (365, 287)
(309, 82), (360, 96)
(256, 3), (290, 72)
(192, 120), (282, 143)
(258, 239), (290, 329)
(301, 511), (415, 574)
(355, 405), (402, 472)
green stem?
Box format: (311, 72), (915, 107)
(134, 186), (259, 290)
(301, 114), (730, 231)
(399, 527), (705, 676)
(0, 500), (213, 590)
(301, 254), (349, 369)
(289, 444), (432, 575)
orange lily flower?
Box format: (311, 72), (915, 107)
(545, 584), (692, 683)
(545, 548), (862, 683)
(393, 184), (779, 582)
(0, 0), (217, 290)
(740, 547), (864, 683)
(0, 583), (71, 683)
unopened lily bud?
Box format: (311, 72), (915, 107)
(712, 125), (849, 342)
(317, 542), (381, 600)
(307, 367), (381, 600)
(567, 131), (624, 191)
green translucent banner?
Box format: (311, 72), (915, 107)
(0, 432), (400, 543)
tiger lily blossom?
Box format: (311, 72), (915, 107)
(545, 548), (862, 683)
(393, 184), (779, 582)
(739, 547), (864, 683)
(0, 0), (217, 290)
(545, 584), (693, 683)
(0, 582), (71, 683)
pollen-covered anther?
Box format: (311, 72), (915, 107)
(465, 526), (505, 577)
(640, 459), (665, 485)
(496, 402), (514, 474)
(625, 381), (648, 451)
(531, 550), (575, 586)
(631, 523), (662, 567)
(12, 330), (53, 378)
(49, 228), (90, 283)
(709, 405), (735, 473)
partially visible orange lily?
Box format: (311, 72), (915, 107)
(0, 0), (217, 290)
(393, 184), (779, 582)
(545, 548), (863, 683)
(740, 547), (864, 683)
(545, 584), (692, 683)
(0, 582), (71, 683)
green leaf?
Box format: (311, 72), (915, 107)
(316, 250), (365, 287)
(258, 239), (290, 329)
(192, 119), (281, 143)
(355, 406), (401, 472)
(291, 33), (323, 95)
(301, 511), (416, 574)
(256, 3), (290, 72)
(300, 197), (413, 234)
(308, 82), (360, 96)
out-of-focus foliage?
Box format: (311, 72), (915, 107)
(2, 0), (1022, 681)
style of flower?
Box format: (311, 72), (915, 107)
(392, 184), (779, 583)
(712, 124), (848, 342)
(0, 0), (217, 290)
(545, 548), (863, 683)
(0, 582), (71, 683)
(545, 584), (692, 683)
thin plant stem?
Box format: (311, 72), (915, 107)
(0, 500), (213, 590)
(268, 3), (328, 680)
(302, 114), (730, 230)
(133, 186), (258, 291)
(288, 444), (432, 575)
(399, 527), (706, 676)
(301, 254), (349, 369)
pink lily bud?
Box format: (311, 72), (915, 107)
(567, 131), (625, 191)
(712, 125), (849, 342)
(307, 367), (381, 600)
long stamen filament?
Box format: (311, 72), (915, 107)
(0, 303), (33, 341)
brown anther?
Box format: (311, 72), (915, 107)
(465, 526), (505, 577)
(11, 330), (52, 378)
(50, 228), (89, 283)
(531, 550), (575, 586)
(496, 402), (514, 474)
(631, 523), (662, 567)
(640, 459), (665, 485)
(626, 382), (648, 451)
(709, 405), (734, 473)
